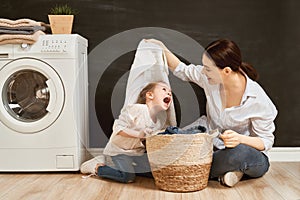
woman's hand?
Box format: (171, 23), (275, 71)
(144, 38), (181, 71)
(220, 130), (243, 148)
(144, 39), (168, 50)
(219, 129), (265, 151)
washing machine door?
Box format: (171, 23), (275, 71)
(0, 58), (64, 133)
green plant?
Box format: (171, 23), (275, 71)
(49, 4), (78, 15)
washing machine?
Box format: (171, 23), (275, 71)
(0, 34), (88, 171)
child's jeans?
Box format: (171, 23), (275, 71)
(210, 144), (270, 179)
(97, 154), (152, 183)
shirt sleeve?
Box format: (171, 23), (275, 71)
(112, 104), (145, 138)
(250, 101), (278, 152)
(173, 62), (207, 88)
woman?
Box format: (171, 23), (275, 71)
(146, 38), (278, 187)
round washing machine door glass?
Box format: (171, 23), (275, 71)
(4, 69), (50, 122)
(0, 58), (65, 133)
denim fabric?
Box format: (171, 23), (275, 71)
(210, 144), (270, 179)
(158, 125), (206, 135)
(97, 154), (152, 183)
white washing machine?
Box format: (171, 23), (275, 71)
(0, 34), (88, 171)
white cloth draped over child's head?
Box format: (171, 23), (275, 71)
(124, 39), (177, 127)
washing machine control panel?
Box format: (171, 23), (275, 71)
(11, 35), (87, 58)
(41, 39), (69, 53)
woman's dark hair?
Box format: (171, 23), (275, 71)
(204, 39), (259, 81)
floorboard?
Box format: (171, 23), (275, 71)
(0, 162), (299, 200)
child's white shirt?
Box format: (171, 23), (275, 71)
(103, 104), (166, 156)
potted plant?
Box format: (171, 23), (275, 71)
(48, 4), (77, 34)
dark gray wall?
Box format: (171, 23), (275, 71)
(1, 0), (300, 147)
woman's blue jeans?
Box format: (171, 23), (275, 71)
(97, 154), (153, 183)
(210, 144), (270, 179)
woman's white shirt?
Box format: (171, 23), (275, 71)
(173, 62), (278, 155)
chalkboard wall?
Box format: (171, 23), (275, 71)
(1, 0), (300, 147)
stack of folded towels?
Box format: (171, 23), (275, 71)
(0, 18), (49, 45)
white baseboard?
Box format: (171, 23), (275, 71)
(87, 148), (104, 155)
(87, 147), (300, 162)
(268, 147), (300, 162)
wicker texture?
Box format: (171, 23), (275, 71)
(146, 133), (213, 192)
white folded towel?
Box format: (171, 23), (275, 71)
(0, 18), (42, 27)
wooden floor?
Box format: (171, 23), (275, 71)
(0, 162), (299, 200)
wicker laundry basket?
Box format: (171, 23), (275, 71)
(146, 133), (213, 192)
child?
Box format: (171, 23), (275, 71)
(80, 81), (172, 183)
